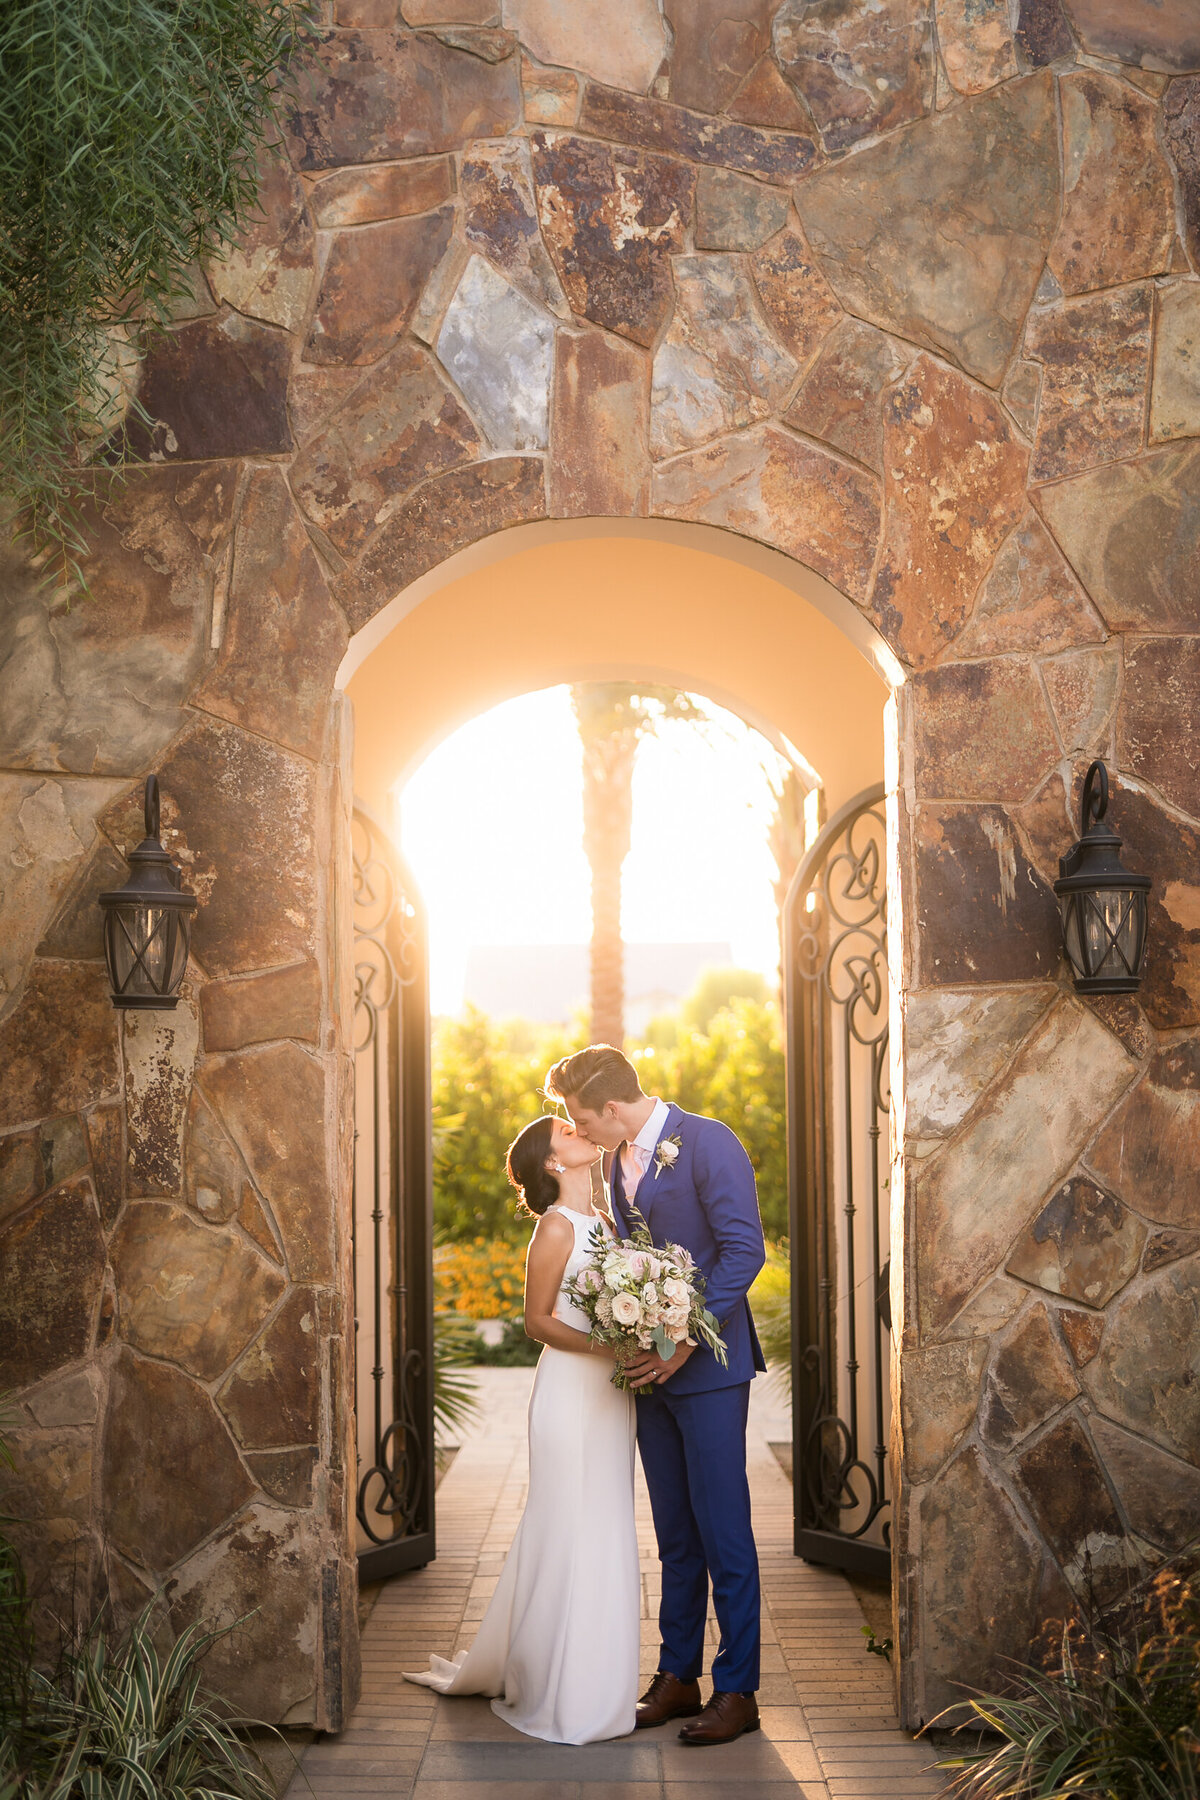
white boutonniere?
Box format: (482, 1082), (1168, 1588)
(653, 1133), (683, 1178)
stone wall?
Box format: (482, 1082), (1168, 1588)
(2, 0), (1199, 1731)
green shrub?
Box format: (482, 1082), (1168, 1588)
(679, 967), (768, 1033)
(433, 995), (787, 1242)
(432, 1011), (585, 1242)
(470, 1323), (542, 1369)
(635, 996), (787, 1237)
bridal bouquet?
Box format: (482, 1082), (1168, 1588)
(563, 1212), (727, 1392)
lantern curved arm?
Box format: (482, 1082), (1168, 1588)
(144, 773), (161, 840)
(1081, 759), (1108, 831)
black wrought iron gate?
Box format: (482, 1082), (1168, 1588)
(784, 784), (892, 1579)
(351, 804), (436, 1580)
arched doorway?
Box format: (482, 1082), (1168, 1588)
(338, 522), (894, 1591)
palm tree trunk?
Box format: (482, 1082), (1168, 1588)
(573, 684), (705, 1048)
(578, 717), (635, 1047)
(588, 832), (626, 1046)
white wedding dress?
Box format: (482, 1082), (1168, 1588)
(404, 1205), (640, 1743)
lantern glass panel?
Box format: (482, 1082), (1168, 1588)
(1088, 888), (1141, 980)
(1060, 895), (1083, 976)
(1059, 887), (1147, 986)
(107, 905), (173, 998)
(167, 916), (189, 991)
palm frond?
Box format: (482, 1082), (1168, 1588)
(434, 1313), (482, 1440)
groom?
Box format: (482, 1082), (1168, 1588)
(546, 1044), (766, 1747)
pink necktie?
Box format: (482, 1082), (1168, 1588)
(624, 1143), (648, 1200)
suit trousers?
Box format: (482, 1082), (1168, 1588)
(636, 1380), (760, 1694)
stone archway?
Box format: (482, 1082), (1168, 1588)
(2, 0), (1199, 1738)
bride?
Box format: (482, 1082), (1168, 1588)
(403, 1113), (640, 1743)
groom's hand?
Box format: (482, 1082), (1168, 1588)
(626, 1342), (695, 1388)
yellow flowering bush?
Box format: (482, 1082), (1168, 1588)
(435, 1236), (529, 1320)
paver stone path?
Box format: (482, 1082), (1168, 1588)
(287, 1368), (949, 1798)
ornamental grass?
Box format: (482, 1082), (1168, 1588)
(937, 1566), (1200, 1799)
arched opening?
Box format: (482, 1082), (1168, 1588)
(340, 520), (898, 821)
(337, 521), (898, 1598)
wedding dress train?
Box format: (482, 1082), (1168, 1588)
(404, 1206), (640, 1743)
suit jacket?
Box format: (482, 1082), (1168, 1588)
(609, 1103), (767, 1395)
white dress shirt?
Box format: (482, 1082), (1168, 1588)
(632, 1096), (670, 1160)
(622, 1096), (670, 1199)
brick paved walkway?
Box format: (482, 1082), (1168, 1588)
(287, 1369), (947, 1799)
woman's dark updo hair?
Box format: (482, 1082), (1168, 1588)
(506, 1116), (559, 1218)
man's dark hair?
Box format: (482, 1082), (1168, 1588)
(545, 1044), (643, 1110)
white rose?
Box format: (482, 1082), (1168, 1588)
(663, 1277), (690, 1305)
(665, 1304), (690, 1329)
(657, 1139), (679, 1166)
(611, 1291), (641, 1327)
(642, 1282), (658, 1306)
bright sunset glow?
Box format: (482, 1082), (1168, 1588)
(396, 687), (796, 1018)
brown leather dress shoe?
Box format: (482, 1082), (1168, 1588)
(677, 1689), (760, 1745)
(634, 1671), (704, 1729)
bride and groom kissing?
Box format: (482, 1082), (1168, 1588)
(406, 1043), (767, 1749)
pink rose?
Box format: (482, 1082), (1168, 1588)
(611, 1291), (641, 1327)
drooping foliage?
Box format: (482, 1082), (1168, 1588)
(0, 0), (309, 576)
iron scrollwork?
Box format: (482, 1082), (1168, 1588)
(351, 807), (435, 1578)
(355, 1349), (427, 1545)
(785, 786), (892, 1578)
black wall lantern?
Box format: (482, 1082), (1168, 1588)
(99, 775), (197, 1009)
(1054, 760), (1150, 995)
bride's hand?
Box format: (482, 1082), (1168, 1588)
(624, 1342), (695, 1388)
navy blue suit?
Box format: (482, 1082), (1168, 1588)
(611, 1104), (766, 1694)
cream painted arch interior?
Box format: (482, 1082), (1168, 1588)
(339, 520), (897, 820)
